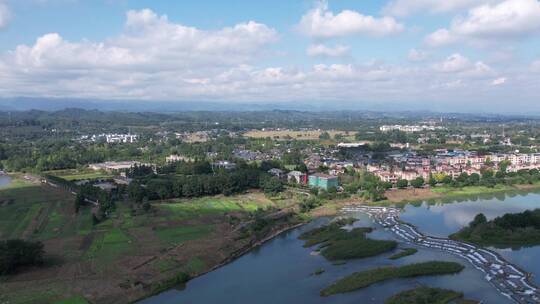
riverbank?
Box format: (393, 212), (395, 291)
(0, 176), (309, 304)
(310, 182), (540, 218)
(139, 219), (307, 303)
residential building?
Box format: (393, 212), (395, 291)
(309, 173), (339, 190)
(287, 171), (308, 184)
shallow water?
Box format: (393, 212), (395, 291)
(0, 175), (11, 188)
(140, 211), (512, 304)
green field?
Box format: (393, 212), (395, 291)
(159, 195), (274, 220)
(53, 296), (90, 304)
(321, 261), (464, 296)
(431, 185), (514, 197)
(46, 169), (113, 181)
(85, 228), (134, 266)
(154, 225), (215, 245)
(0, 178), (75, 240)
(0, 177), (295, 304)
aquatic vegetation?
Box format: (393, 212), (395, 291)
(385, 286), (475, 304)
(320, 261), (464, 296)
(388, 248), (418, 260)
(299, 218), (397, 261)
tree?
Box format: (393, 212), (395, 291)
(262, 177), (284, 196)
(319, 131), (331, 140)
(442, 175), (453, 185)
(468, 173), (481, 186)
(0, 240), (44, 275)
(411, 177), (425, 188)
(74, 193), (84, 213)
(470, 213), (487, 228)
(396, 179), (409, 189)
(499, 160), (511, 174)
(481, 169), (494, 179)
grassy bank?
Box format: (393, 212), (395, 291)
(320, 261), (464, 296)
(388, 248), (418, 260)
(0, 176), (302, 304)
(299, 219), (397, 261)
(385, 286), (476, 304)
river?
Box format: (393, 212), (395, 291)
(140, 190), (540, 303)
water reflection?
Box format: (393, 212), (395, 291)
(0, 175), (11, 188)
(401, 192), (540, 286)
(139, 212), (510, 304)
(401, 191), (540, 238)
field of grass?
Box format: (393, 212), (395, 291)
(243, 130), (357, 141)
(0, 177), (298, 304)
(389, 248), (418, 260)
(85, 228), (133, 266)
(431, 185), (513, 196)
(53, 296), (90, 304)
(0, 178), (75, 240)
(154, 225), (214, 245)
(385, 287), (469, 304)
(47, 169), (113, 181)
(321, 261), (464, 296)
(159, 194), (275, 220)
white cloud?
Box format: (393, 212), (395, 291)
(298, 1), (404, 38)
(408, 49), (428, 61)
(383, 0), (501, 17)
(425, 29), (460, 47)
(433, 53), (492, 77)
(0, 8), (537, 107)
(307, 44), (350, 57)
(491, 77), (506, 85)
(532, 60), (540, 72)
(434, 54), (472, 72)
(0, 2), (11, 29)
(9, 9), (277, 72)
(425, 0), (540, 47)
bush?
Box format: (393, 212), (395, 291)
(0, 239), (45, 275)
(396, 179), (408, 189)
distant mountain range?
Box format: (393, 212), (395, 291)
(0, 97), (538, 116)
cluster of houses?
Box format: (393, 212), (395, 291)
(266, 168), (338, 191)
(379, 124), (444, 133)
(368, 150), (540, 184)
(89, 161), (146, 172)
(233, 148), (282, 162)
(79, 133), (138, 143)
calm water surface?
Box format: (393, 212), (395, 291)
(141, 206), (518, 304)
(401, 190), (540, 286)
(0, 175), (11, 188)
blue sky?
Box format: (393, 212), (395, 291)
(1, 0), (540, 112)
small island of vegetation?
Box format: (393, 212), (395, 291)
(299, 218), (397, 261)
(320, 261), (464, 296)
(385, 286), (477, 304)
(450, 209), (540, 247)
(388, 248), (418, 260)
